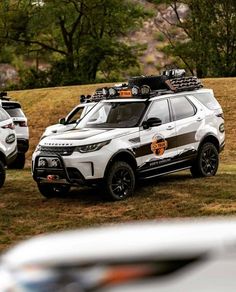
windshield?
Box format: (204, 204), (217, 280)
(78, 101), (147, 128)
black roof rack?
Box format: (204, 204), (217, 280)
(0, 91), (10, 101)
(79, 70), (203, 103)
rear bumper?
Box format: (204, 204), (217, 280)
(17, 139), (29, 153)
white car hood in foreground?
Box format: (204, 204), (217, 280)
(2, 218), (236, 269)
(40, 127), (139, 146)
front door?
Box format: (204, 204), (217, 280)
(137, 98), (177, 176)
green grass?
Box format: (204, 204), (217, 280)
(0, 164), (235, 252)
(0, 78), (235, 252)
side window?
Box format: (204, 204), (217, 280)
(146, 99), (170, 124)
(171, 96), (196, 121)
(194, 92), (220, 110)
(66, 107), (83, 124)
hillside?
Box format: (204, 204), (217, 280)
(9, 78), (236, 164)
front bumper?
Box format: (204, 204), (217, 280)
(32, 154), (103, 186)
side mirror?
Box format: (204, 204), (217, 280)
(59, 118), (66, 125)
(143, 117), (162, 129)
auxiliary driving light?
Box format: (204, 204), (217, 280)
(38, 158), (48, 168)
(102, 88), (109, 97)
(108, 87), (118, 97)
(51, 158), (61, 168)
(131, 86), (140, 96)
(140, 85), (151, 96)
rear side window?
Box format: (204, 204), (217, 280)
(171, 96), (196, 121)
(4, 108), (25, 117)
(194, 92), (221, 110)
(0, 108), (10, 121)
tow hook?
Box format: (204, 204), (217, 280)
(47, 175), (60, 181)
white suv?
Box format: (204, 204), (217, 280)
(41, 102), (96, 140)
(0, 94), (29, 169)
(0, 108), (17, 188)
(32, 72), (225, 200)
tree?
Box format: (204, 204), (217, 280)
(148, 0), (236, 77)
(0, 0), (148, 85)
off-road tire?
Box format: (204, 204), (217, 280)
(8, 153), (25, 169)
(0, 160), (6, 188)
(104, 161), (135, 201)
(128, 75), (168, 90)
(191, 142), (219, 178)
(37, 183), (71, 198)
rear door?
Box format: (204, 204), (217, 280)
(170, 95), (204, 160)
(138, 98), (177, 176)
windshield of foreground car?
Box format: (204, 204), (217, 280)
(77, 101), (148, 128)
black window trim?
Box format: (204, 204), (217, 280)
(170, 95), (197, 122)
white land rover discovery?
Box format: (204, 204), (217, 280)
(32, 72), (225, 200)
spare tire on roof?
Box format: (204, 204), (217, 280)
(128, 75), (169, 90)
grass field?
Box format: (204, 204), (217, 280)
(0, 78), (235, 252)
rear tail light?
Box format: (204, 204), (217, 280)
(216, 113), (224, 119)
(19, 121), (27, 127)
(2, 123), (15, 130)
(14, 121), (27, 127)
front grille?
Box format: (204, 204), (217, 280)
(40, 146), (75, 156)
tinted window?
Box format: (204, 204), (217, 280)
(171, 96), (196, 121)
(0, 108), (10, 121)
(146, 99), (170, 124)
(66, 107), (83, 124)
(81, 102), (147, 128)
(4, 108), (25, 117)
(194, 92), (220, 110)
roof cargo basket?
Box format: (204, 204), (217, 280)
(79, 69), (203, 102)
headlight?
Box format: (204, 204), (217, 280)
(75, 140), (110, 153)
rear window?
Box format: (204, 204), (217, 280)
(0, 108), (10, 121)
(4, 108), (25, 117)
(194, 92), (221, 110)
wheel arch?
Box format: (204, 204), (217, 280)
(104, 150), (137, 177)
(199, 134), (220, 152)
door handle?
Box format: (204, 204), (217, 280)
(166, 125), (174, 130)
(196, 117), (203, 122)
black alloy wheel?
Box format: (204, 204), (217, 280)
(191, 142), (219, 177)
(105, 161), (135, 201)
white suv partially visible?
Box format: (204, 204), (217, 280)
(32, 72), (225, 200)
(41, 102), (96, 140)
(1, 94), (29, 169)
(0, 108), (17, 188)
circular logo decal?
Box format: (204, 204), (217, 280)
(151, 134), (168, 156)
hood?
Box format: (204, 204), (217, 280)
(40, 127), (138, 146)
